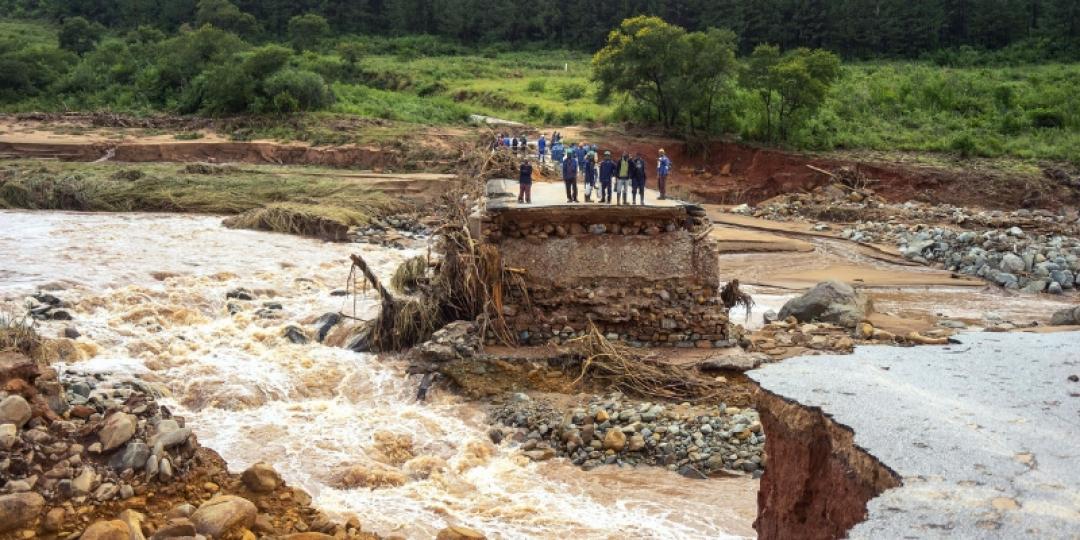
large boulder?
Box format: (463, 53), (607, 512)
(241, 462), (282, 493)
(436, 525), (486, 540)
(778, 281), (871, 328)
(0, 395), (32, 427)
(1049, 306), (1080, 326)
(99, 412), (137, 452)
(0, 492), (45, 532)
(80, 520), (131, 540)
(190, 495), (257, 537)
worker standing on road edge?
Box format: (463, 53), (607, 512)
(518, 159), (533, 204)
(657, 149), (672, 200)
(616, 152), (631, 205)
(562, 152), (579, 203)
(599, 151), (616, 204)
(583, 150), (597, 202)
(538, 135), (547, 163)
(631, 152), (647, 205)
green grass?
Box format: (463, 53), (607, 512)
(802, 62), (1080, 162)
(0, 19), (56, 47)
(342, 50), (607, 125)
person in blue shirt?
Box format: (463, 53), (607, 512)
(537, 135), (547, 163)
(551, 141), (565, 165)
(574, 143), (588, 177)
(598, 151), (616, 204)
(561, 153), (579, 203)
(583, 150), (598, 202)
(657, 148), (672, 200)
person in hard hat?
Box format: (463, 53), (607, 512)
(657, 149), (672, 200)
(561, 151), (579, 203)
(598, 151), (616, 204)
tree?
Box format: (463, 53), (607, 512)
(743, 45), (841, 141)
(592, 16), (689, 129)
(593, 17), (740, 137)
(195, 0), (258, 37)
(287, 13), (329, 51)
(58, 17), (104, 55)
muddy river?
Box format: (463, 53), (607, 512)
(0, 210), (758, 539)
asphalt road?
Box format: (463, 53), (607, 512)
(750, 331), (1080, 539)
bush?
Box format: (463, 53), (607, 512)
(262, 68), (334, 112)
(558, 82), (587, 100)
(526, 79), (547, 93)
(1029, 108), (1064, 128)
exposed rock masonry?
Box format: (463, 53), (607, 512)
(492, 280), (736, 348)
(489, 393), (765, 477)
(481, 217), (702, 242)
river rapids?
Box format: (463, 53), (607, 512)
(0, 210), (757, 539)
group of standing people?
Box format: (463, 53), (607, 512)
(516, 132), (672, 206)
(494, 133), (529, 154)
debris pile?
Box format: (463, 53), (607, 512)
(897, 226), (1080, 293)
(490, 392), (766, 477)
(349, 214), (432, 248)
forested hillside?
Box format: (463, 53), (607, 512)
(0, 1), (1077, 163)
(3, 0), (1078, 58)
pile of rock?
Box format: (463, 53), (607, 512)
(750, 318), (855, 358)
(349, 214), (430, 248)
(25, 292), (73, 322)
(490, 393), (765, 478)
(897, 226), (1080, 293)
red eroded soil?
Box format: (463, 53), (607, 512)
(582, 132), (1075, 210)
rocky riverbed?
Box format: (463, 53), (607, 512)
(0, 349), (376, 539)
(490, 393), (765, 478)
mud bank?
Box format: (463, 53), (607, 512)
(750, 333), (1080, 538)
(0, 141), (402, 170)
(751, 387), (900, 540)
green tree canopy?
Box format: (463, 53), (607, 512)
(743, 45), (841, 141)
(58, 16), (104, 55)
(195, 0), (258, 37)
(288, 13), (330, 51)
(592, 16), (739, 136)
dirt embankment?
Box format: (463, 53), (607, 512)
(752, 386), (901, 540)
(587, 131), (1078, 211)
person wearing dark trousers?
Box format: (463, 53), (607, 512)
(598, 151), (616, 204)
(561, 154), (579, 203)
(657, 148), (672, 200)
(518, 160), (533, 204)
(583, 152), (597, 202)
(631, 152), (647, 205)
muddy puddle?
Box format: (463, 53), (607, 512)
(0, 210), (756, 539)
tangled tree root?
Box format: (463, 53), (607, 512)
(569, 323), (724, 402)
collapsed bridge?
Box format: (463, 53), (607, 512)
(471, 180), (737, 347)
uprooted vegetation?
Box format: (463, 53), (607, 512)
(345, 135), (527, 351)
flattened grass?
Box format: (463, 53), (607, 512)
(0, 160), (403, 239)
